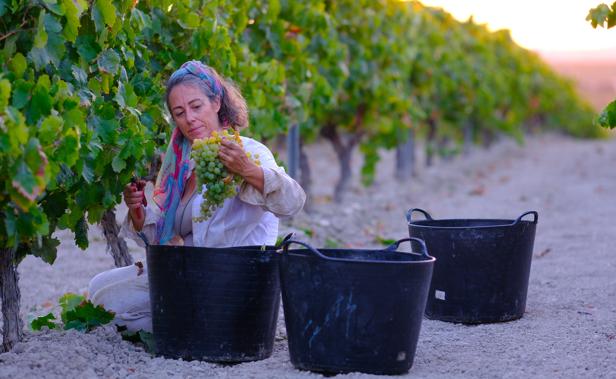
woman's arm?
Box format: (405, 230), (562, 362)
(124, 181), (147, 230)
(120, 206), (159, 247)
(227, 137), (306, 217)
(120, 180), (160, 246)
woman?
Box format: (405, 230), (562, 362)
(88, 60), (306, 332)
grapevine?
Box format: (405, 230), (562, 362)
(191, 130), (260, 222)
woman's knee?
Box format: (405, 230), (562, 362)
(88, 264), (142, 297)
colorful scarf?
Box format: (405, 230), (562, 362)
(153, 60), (225, 244)
(153, 127), (192, 245)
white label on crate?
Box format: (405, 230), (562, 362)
(435, 290), (446, 300)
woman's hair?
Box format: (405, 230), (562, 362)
(165, 61), (249, 129)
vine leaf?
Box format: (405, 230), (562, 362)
(97, 49), (121, 75)
(0, 0), (7, 17)
(31, 313), (59, 330)
(92, 0), (117, 32)
(74, 216), (89, 249)
(597, 100), (616, 129)
(30, 235), (61, 264)
(8, 53), (27, 78)
(63, 301), (115, 332)
(34, 10), (48, 48)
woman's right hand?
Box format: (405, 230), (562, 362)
(123, 180), (146, 230)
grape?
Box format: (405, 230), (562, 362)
(190, 129), (259, 222)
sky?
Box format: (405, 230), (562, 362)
(420, 0), (616, 53)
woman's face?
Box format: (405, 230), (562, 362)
(168, 83), (222, 142)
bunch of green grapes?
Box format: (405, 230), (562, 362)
(191, 130), (258, 222)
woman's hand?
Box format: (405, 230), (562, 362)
(218, 138), (264, 194)
(123, 180), (146, 230)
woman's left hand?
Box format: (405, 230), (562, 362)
(218, 138), (265, 193)
(218, 139), (253, 176)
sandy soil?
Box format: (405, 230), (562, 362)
(1, 133), (615, 378)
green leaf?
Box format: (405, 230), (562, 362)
(54, 165), (75, 191)
(54, 128), (80, 167)
(8, 53), (27, 78)
(2, 32), (17, 58)
(75, 184), (104, 209)
(609, 2), (616, 28)
(102, 189), (118, 209)
(27, 84), (53, 125)
(11, 80), (31, 109)
(74, 216), (88, 249)
(31, 313), (58, 331)
(138, 331), (156, 354)
(86, 205), (105, 223)
(71, 65), (88, 84)
(97, 49), (121, 75)
(95, 118), (119, 143)
(76, 34), (101, 62)
(597, 100), (616, 129)
(63, 300), (115, 332)
(3, 208), (18, 247)
(93, 0), (117, 32)
(34, 10), (49, 48)
(43, 13), (67, 65)
(28, 47), (51, 70)
(0, 79), (10, 109)
(0, 0), (7, 17)
(5, 107), (29, 151)
(587, 4), (611, 28)
(24, 138), (47, 173)
(81, 162), (95, 183)
(42, 192), (69, 219)
(39, 115), (64, 145)
(64, 319), (87, 332)
(25, 13), (66, 69)
(119, 329), (156, 353)
(111, 155), (126, 172)
(178, 13), (200, 29)
(130, 8), (151, 30)
(62, 0), (81, 42)
(59, 293), (85, 322)
(14, 205), (49, 238)
(375, 236), (397, 246)
(87, 77), (101, 95)
(268, 0), (281, 20)
(325, 238), (341, 249)
(114, 81), (138, 109)
(43, 0), (65, 16)
(30, 236), (61, 264)
(12, 160), (38, 198)
(64, 107), (86, 130)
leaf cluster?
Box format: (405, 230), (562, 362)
(587, 2), (616, 28)
(1, 0), (602, 263)
(587, 3), (616, 128)
(30, 293), (115, 332)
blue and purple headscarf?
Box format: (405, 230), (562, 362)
(153, 60), (224, 244)
(167, 60), (225, 104)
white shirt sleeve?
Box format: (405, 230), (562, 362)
(119, 206), (160, 247)
(237, 137), (306, 217)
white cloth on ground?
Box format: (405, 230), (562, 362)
(88, 263), (152, 332)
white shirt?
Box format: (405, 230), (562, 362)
(121, 137), (305, 247)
